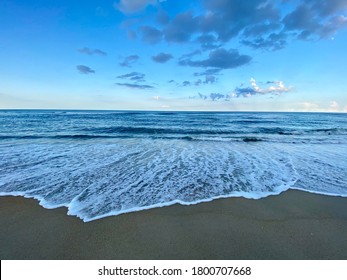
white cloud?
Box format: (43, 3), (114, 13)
(301, 102), (320, 111)
(250, 78), (261, 92)
(300, 101), (347, 112)
(253, 78), (290, 94)
(329, 100), (340, 112)
(233, 78), (291, 97)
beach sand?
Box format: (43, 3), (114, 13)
(1, 189), (347, 259)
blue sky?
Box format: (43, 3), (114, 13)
(1, 0), (347, 111)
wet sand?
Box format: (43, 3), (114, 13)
(1, 189), (347, 259)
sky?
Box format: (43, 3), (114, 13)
(1, 0), (347, 112)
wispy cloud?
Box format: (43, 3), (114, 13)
(196, 34), (221, 50)
(299, 100), (347, 112)
(195, 79), (202, 86)
(184, 75), (217, 87)
(194, 69), (221, 76)
(114, 0), (157, 14)
(300, 102), (320, 111)
(193, 92), (227, 101)
(152, 52), (173, 63)
(204, 75), (216, 84)
(179, 48), (251, 69)
(127, 30), (137, 40)
(117, 72), (145, 82)
(76, 65), (95, 74)
(115, 82), (154, 89)
(140, 26), (162, 44)
(78, 47), (107, 56)
(116, 70), (154, 89)
(156, 9), (170, 25)
(120, 55), (140, 67)
(241, 32), (287, 51)
(179, 50), (201, 60)
(329, 100), (340, 111)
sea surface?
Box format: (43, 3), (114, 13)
(0, 110), (346, 221)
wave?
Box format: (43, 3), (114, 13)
(0, 133), (345, 144)
(0, 135), (115, 140)
(80, 125), (347, 136)
(0, 142), (298, 221)
(1, 138), (346, 222)
(242, 137), (263, 142)
(81, 126), (240, 135)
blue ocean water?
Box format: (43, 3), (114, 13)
(0, 110), (346, 221)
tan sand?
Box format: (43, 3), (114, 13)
(0, 189), (347, 259)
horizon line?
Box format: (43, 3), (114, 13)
(0, 108), (346, 114)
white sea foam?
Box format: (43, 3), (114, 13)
(2, 138), (346, 222)
(1, 111), (346, 222)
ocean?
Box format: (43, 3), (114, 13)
(0, 110), (346, 221)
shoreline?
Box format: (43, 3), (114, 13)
(1, 189), (347, 259)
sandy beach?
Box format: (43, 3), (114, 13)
(0, 189), (347, 259)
